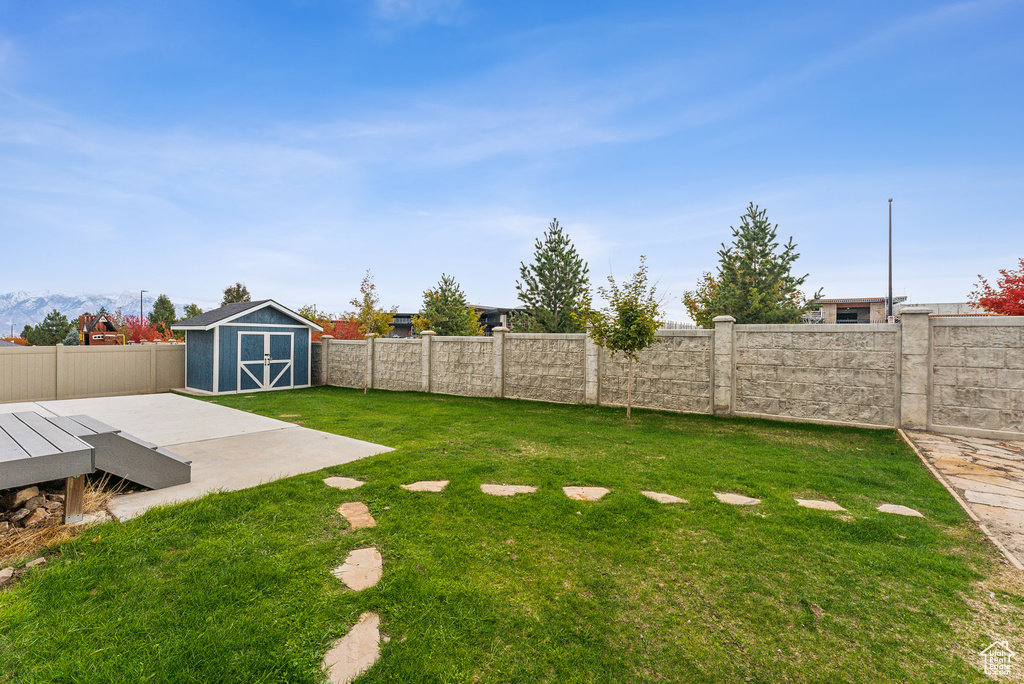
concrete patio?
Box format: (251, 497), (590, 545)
(0, 393), (392, 521)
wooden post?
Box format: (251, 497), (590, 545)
(64, 475), (85, 524)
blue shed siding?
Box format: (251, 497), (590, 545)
(185, 330), (215, 392)
(217, 325), (310, 392)
(233, 307), (302, 327)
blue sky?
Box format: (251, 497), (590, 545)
(1, 0), (1022, 321)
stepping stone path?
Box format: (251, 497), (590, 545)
(907, 430), (1024, 566)
(481, 484), (538, 496)
(563, 486), (609, 501)
(324, 477), (365, 491)
(338, 502), (376, 529)
(641, 491), (688, 504)
(333, 547), (383, 591)
(877, 503), (924, 518)
(322, 612), (384, 684)
(795, 498), (846, 512)
(714, 492), (760, 506)
(401, 480), (449, 492)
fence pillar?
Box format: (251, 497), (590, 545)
(899, 307), (932, 430)
(420, 331), (435, 393)
(320, 335), (333, 386)
(149, 344), (157, 393)
(584, 336), (600, 405)
(713, 316), (735, 415)
(55, 344), (65, 400)
(492, 327), (508, 398)
(364, 334), (376, 394)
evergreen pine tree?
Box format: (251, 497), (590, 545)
(683, 203), (821, 326)
(413, 275), (483, 336)
(149, 294), (177, 334)
(514, 219), (590, 333)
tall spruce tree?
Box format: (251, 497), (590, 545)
(514, 219), (590, 333)
(413, 274), (483, 337)
(149, 294), (177, 334)
(27, 309), (74, 346)
(683, 203), (821, 326)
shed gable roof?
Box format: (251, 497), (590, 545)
(172, 300), (322, 331)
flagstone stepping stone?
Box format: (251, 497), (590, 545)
(877, 503), (924, 517)
(714, 492), (760, 506)
(332, 547), (383, 591)
(322, 612), (382, 684)
(964, 490), (1024, 511)
(641, 491), (688, 504)
(563, 486), (609, 501)
(481, 484), (538, 496)
(338, 502), (376, 529)
(324, 477), (365, 491)
(795, 498), (846, 512)
(401, 480), (449, 492)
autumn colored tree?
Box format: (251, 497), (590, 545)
(969, 258), (1024, 316)
(348, 270), (397, 338)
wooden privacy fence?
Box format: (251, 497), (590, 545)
(0, 344), (186, 404)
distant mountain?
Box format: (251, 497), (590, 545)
(1, 291), (167, 334)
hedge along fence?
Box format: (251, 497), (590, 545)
(0, 343), (186, 404)
(318, 309), (1024, 441)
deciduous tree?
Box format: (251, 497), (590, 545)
(969, 258), (1024, 316)
(348, 270), (397, 338)
(221, 282), (251, 306)
(514, 219), (590, 333)
(413, 274), (483, 337)
(182, 303), (204, 320)
(577, 256), (662, 419)
(683, 203), (820, 327)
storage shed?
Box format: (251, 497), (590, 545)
(172, 300), (322, 394)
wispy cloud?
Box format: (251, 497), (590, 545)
(372, 0), (462, 25)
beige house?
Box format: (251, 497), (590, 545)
(807, 297), (907, 324)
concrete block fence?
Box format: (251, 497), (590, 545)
(317, 311), (1024, 441)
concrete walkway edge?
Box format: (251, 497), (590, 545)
(898, 428), (1023, 571)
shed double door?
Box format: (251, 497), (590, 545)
(238, 332), (293, 391)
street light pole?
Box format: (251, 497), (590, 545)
(887, 199), (893, 320)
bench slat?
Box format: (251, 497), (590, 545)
(0, 414), (59, 458)
(0, 426), (31, 463)
(15, 412), (92, 454)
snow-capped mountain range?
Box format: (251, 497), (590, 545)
(0, 291), (185, 334)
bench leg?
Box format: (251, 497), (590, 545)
(64, 475), (85, 524)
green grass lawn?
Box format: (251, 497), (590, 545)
(1, 386), (1019, 683)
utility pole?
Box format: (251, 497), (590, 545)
(887, 199), (893, 321)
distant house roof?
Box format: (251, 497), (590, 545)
(82, 314), (117, 334)
(172, 300), (322, 332)
(0, 340), (21, 347)
(814, 297), (909, 305)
